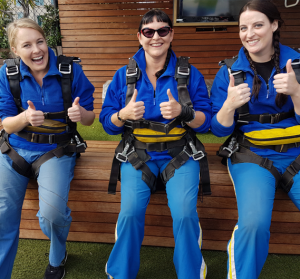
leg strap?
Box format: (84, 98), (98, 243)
(0, 137), (32, 178)
(280, 154), (300, 193)
(230, 146), (281, 187)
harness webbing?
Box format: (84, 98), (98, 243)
(218, 52), (300, 192)
(2, 55), (87, 178)
(108, 56), (211, 196)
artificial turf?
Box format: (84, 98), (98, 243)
(11, 120), (300, 278)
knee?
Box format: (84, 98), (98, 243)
(169, 197), (197, 222)
(238, 211), (270, 236)
(38, 203), (71, 227)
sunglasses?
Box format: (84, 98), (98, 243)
(141, 26), (172, 38)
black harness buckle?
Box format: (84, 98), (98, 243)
(59, 63), (71, 74)
(49, 134), (55, 144)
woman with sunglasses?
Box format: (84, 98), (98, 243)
(210, 0), (300, 278)
(100, 9), (211, 279)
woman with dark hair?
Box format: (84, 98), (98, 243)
(210, 0), (300, 278)
(100, 9), (211, 279)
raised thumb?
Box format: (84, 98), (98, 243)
(286, 59), (294, 74)
(130, 89), (138, 103)
(27, 100), (36, 110)
(167, 89), (174, 101)
(73, 97), (80, 106)
(229, 74), (235, 88)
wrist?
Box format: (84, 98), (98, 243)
(117, 110), (126, 122)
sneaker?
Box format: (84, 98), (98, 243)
(43, 264), (65, 279)
(60, 251), (68, 267)
(44, 251), (68, 279)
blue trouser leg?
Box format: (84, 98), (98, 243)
(37, 153), (76, 267)
(106, 161), (155, 279)
(227, 160), (276, 279)
(0, 151), (29, 279)
(106, 159), (206, 279)
(165, 159), (207, 279)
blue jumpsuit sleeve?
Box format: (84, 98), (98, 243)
(0, 65), (18, 121)
(71, 63), (95, 111)
(188, 65), (211, 133)
(99, 67), (126, 135)
(295, 113), (300, 124)
(210, 66), (235, 137)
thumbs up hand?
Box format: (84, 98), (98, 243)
(25, 100), (44, 126)
(68, 97), (82, 122)
(273, 59), (300, 96)
(160, 89), (182, 119)
(224, 74), (251, 112)
(119, 89), (145, 121)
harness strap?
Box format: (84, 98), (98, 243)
(15, 131), (73, 144)
(280, 154), (300, 193)
(133, 137), (187, 152)
(125, 57), (140, 106)
(125, 118), (182, 134)
(0, 136), (32, 177)
(236, 134), (300, 153)
(5, 58), (22, 109)
(230, 146), (281, 187)
(175, 56), (193, 108)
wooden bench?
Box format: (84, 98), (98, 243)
(19, 140), (300, 255)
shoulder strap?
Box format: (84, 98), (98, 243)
(5, 58), (22, 110)
(220, 55), (249, 118)
(125, 57), (140, 106)
(175, 56), (193, 108)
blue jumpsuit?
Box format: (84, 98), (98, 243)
(100, 48), (212, 279)
(0, 48), (94, 279)
(210, 44), (300, 279)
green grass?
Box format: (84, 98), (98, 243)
(12, 240), (300, 278)
(11, 119), (300, 278)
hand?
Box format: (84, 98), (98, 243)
(160, 89), (182, 119)
(25, 100), (44, 126)
(68, 97), (82, 122)
(224, 75), (251, 112)
(119, 89), (145, 120)
(273, 59), (300, 97)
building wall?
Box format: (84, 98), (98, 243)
(58, 0), (300, 117)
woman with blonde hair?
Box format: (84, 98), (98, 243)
(0, 18), (95, 279)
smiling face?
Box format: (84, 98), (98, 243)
(137, 17), (174, 62)
(239, 9), (278, 62)
(11, 27), (49, 77)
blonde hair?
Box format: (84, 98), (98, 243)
(7, 18), (45, 50)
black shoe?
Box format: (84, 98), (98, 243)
(43, 264), (65, 279)
(44, 251), (68, 279)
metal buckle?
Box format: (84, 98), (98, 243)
(182, 146), (192, 157)
(126, 67), (138, 77)
(6, 65), (19, 76)
(124, 120), (133, 128)
(116, 143), (135, 163)
(59, 63), (71, 74)
(222, 137), (239, 157)
(0, 129), (4, 137)
(187, 141), (205, 161)
(292, 59), (300, 66)
(177, 66), (190, 76)
(74, 135), (87, 149)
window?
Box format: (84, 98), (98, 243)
(35, 0), (44, 5)
(37, 16), (42, 26)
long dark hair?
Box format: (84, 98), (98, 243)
(138, 9), (173, 79)
(239, 0), (285, 107)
